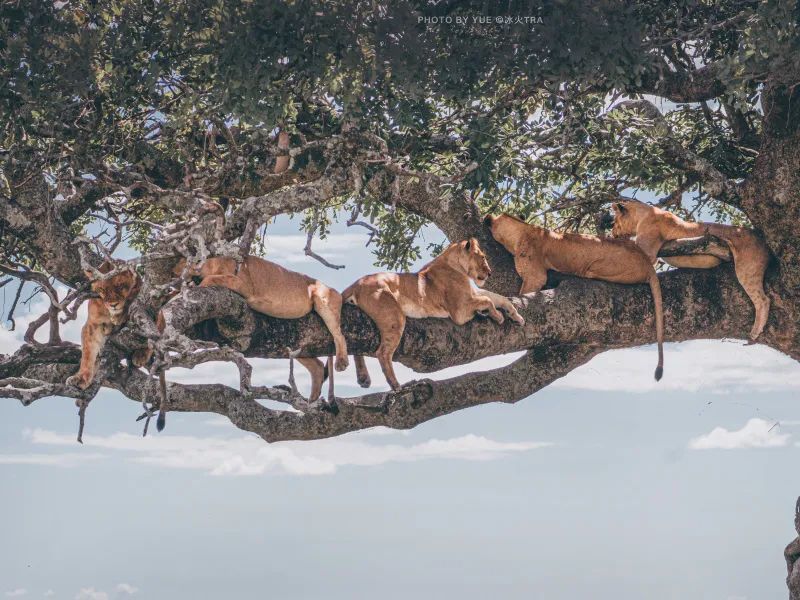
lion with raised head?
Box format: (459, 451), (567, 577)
(66, 262), (142, 390)
(603, 199), (770, 341)
(342, 238), (524, 390)
(484, 213), (665, 381)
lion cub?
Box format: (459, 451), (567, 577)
(342, 238), (525, 390)
(66, 262), (141, 390)
(485, 213), (664, 380)
(605, 199), (770, 341)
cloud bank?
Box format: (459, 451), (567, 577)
(21, 428), (549, 477)
(688, 418), (790, 450)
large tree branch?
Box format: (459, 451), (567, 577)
(5, 258), (790, 443)
(638, 60), (727, 103)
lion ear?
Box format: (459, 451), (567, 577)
(464, 239), (472, 251)
(84, 269), (94, 281)
(615, 202), (627, 214)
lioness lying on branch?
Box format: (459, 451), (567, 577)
(484, 213), (665, 381)
(343, 238), (525, 390)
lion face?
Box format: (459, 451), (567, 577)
(610, 201), (644, 239)
(458, 238), (491, 286)
(88, 264), (139, 318)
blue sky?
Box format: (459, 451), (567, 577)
(1, 212), (799, 600)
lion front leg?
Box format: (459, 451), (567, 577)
(477, 290), (525, 325)
(66, 321), (108, 390)
(450, 295), (504, 325)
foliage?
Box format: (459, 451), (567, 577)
(1, 0), (797, 268)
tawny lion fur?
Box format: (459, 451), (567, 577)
(342, 238), (524, 390)
(485, 213), (665, 381)
(182, 255), (350, 402)
(609, 199), (770, 340)
(66, 262), (142, 390)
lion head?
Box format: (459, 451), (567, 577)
(606, 200), (651, 239)
(88, 261), (140, 319)
(483, 213), (530, 255)
(444, 238), (491, 286)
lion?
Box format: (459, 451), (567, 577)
(342, 238), (525, 390)
(66, 262), (142, 390)
(484, 213), (665, 380)
(183, 254), (349, 401)
(604, 199), (770, 341)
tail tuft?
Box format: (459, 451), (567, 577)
(654, 366), (663, 382)
(156, 411), (166, 432)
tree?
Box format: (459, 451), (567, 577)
(1, 0), (799, 446)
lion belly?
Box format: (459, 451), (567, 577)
(398, 296), (448, 319)
(246, 293), (313, 319)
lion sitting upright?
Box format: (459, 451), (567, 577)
(66, 262), (142, 390)
(604, 199), (770, 341)
(343, 238), (524, 390)
(484, 213), (665, 380)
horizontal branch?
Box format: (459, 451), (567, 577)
(638, 61), (726, 103)
(0, 263), (767, 441)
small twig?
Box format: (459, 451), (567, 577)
(304, 209), (345, 270)
(286, 347), (300, 395)
(5, 279), (23, 331)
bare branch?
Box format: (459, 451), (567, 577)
(303, 209), (345, 270)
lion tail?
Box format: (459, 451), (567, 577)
(156, 371), (168, 432)
(648, 270), (664, 381)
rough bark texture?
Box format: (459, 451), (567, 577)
(0, 260), (767, 443)
(786, 497), (800, 600)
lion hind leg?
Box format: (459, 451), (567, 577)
(354, 355), (371, 388)
(733, 254), (770, 341)
(311, 286), (349, 372)
(297, 357), (327, 402)
(356, 290), (405, 390)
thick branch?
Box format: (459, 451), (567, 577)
(638, 61), (726, 103)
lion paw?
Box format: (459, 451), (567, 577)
(131, 348), (152, 368)
(511, 312), (525, 326)
(66, 372), (92, 390)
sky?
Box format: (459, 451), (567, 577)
(1, 210), (799, 600)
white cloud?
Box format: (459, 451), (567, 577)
(0, 286), (85, 354)
(0, 453), (104, 467)
(74, 589), (107, 600)
(263, 233), (370, 266)
(26, 428), (549, 477)
(113, 584), (137, 596)
(554, 340), (800, 394)
(5, 590), (28, 598)
(689, 418), (790, 450)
